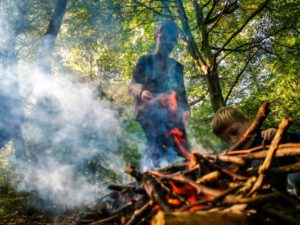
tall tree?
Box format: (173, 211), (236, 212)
(120, 0), (299, 112)
(38, 0), (68, 74)
(0, 1), (32, 159)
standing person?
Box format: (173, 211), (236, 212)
(129, 21), (190, 169)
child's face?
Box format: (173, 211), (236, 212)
(219, 121), (251, 147)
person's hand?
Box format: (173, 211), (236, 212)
(141, 90), (153, 103)
(261, 128), (277, 142)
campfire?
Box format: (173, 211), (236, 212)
(77, 102), (300, 225)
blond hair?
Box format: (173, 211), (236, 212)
(211, 106), (248, 136)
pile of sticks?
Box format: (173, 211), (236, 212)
(77, 102), (300, 225)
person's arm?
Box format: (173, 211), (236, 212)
(283, 131), (300, 143)
(175, 63), (190, 121)
(261, 129), (300, 143)
(129, 56), (147, 99)
(129, 56), (154, 104)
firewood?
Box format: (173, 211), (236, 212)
(142, 173), (173, 212)
(259, 117), (292, 172)
(179, 184), (243, 211)
(125, 166), (142, 181)
(88, 214), (120, 225)
(223, 143), (300, 156)
(157, 161), (188, 173)
(211, 155), (247, 165)
(240, 147), (300, 159)
(108, 184), (145, 194)
(79, 105), (300, 225)
(125, 201), (154, 225)
(229, 101), (270, 151)
(111, 199), (136, 216)
(196, 171), (221, 184)
(267, 162), (300, 175)
(151, 210), (251, 225)
(193, 153), (247, 181)
(223, 192), (280, 205)
(148, 172), (186, 204)
(248, 117), (292, 196)
(76, 218), (95, 224)
(161, 174), (221, 197)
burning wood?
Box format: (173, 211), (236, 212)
(76, 104), (300, 225)
(77, 151), (300, 224)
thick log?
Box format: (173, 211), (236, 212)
(151, 210), (250, 225)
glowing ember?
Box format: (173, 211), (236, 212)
(152, 204), (160, 212)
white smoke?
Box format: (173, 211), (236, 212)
(0, 1), (129, 210)
(17, 157), (104, 207)
(13, 66), (125, 208)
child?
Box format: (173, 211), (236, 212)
(211, 106), (300, 197)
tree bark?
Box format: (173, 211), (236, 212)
(39, 0), (68, 74)
(175, 0), (225, 112)
(0, 2), (28, 160)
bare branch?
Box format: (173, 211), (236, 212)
(203, 0), (213, 8)
(215, 0), (270, 57)
(175, 0), (206, 67)
(206, 0), (239, 26)
(205, 0), (220, 24)
(224, 48), (260, 104)
(189, 95), (206, 106)
(134, 0), (172, 18)
(160, 0), (174, 18)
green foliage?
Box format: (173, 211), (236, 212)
(1, 0), (300, 176)
(189, 101), (225, 153)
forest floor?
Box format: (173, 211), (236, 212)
(0, 185), (79, 225)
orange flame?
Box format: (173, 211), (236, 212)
(166, 180), (214, 211)
(165, 128), (191, 159)
(159, 91), (177, 113)
(167, 198), (181, 206)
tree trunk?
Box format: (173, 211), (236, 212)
(204, 68), (225, 112)
(39, 0), (68, 74)
(175, 0), (225, 112)
(0, 2), (27, 160)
